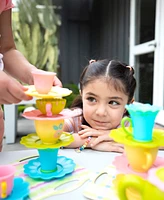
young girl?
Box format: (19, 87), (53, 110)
(63, 59), (136, 152)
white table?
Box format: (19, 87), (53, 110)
(0, 149), (164, 199)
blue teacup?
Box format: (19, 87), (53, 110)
(121, 103), (161, 142)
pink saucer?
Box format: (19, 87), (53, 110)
(113, 154), (164, 179)
(22, 109), (82, 120)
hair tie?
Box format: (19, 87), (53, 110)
(89, 59), (96, 64)
(126, 65), (132, 71)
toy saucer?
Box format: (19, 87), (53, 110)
(24, 85), (72, 98)
(24, 156), (76, 180)
(5, 177), (29, 200)
(22, 108), (82, 120)
(112, 154), (164, 179)
(110, 128), (164, 148)
(20, 132), (74, 149)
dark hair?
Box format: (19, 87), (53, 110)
(71, 59), (136, 124)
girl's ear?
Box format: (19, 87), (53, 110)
(131, 97), (135, 103)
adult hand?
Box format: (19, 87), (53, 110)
(0, 71), (32, 104)
(53, 75), (62, 87)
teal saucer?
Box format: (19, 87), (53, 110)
(24, 156), (76, 180)
(4, 177), (29, 200)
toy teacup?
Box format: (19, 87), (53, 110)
(113, 174), (141, 200)
(121, 104), (160, 142)
(34, 119), (64, 144)
(31, 70), (56, 94)
(116, 166), (164, 200)
(124, 144), (158, 172)
(36, 98), (66, 116)
(0, 165), (15, 199)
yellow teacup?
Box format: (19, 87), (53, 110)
(36, 98), (66, 115)
(116, 172), (164, 200)
(124, 144), (158, 172)
(113, 174), (142, 200)
(34, 119), (64, 144)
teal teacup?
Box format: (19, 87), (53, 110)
(121, 103), (161, 142)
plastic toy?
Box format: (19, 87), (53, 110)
(110, 103), (164, 172)
(110, 103), (164, 200)
(31, 70), (56, 94)
(116, 166), (164, 200)
(20, 72), (80, 181)
(0, 165), (15, 199)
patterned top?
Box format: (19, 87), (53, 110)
(0, 54), (4, 71)
(64, 108), (130, 133)
(0, 0), (14, 14)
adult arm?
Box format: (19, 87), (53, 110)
(0, 9), (36, 85)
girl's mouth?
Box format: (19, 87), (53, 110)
(93, 120), (107, 126)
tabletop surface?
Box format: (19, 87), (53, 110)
(0, 149), (164, 200)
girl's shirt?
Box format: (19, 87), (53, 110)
(0, 0), (14, 70)
(64, 108), (130, 133)
(64, 108), (83, 133)
(0, 0), (14, 14)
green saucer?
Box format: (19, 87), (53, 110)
(20, 132), (74, 149)
(110, 128), (164, 148)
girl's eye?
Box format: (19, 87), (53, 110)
(87, 97), (96, 102)
(109, 101), (119, 105)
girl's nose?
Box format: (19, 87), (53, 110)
(95, 105), (107, 116)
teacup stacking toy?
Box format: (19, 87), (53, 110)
(110, 103), (164, 173)
(21, 73), (80, 180)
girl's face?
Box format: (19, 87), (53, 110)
(81, 79), (128, 130)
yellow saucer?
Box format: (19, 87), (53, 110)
(25, 85), (72, 98)
(110, 128), (164, 148)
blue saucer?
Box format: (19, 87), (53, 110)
(24, 156), (76, 180)
(4, 177), (29, 200)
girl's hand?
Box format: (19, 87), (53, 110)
(91, 141), (124, 153)
(79, 125), (113, 143)
(78, 125), (106, 138)
(90, 133), (113, 147)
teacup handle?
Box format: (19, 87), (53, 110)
(117, 174), (144, 200)
(121, 117), (133, 135)
(142, 152), (152, 170)
(46, 103), (52, 117)
(1, 181), (7, 199)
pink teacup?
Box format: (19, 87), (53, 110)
(31, 70), (56, 94)
(0, 165), (16, 199)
